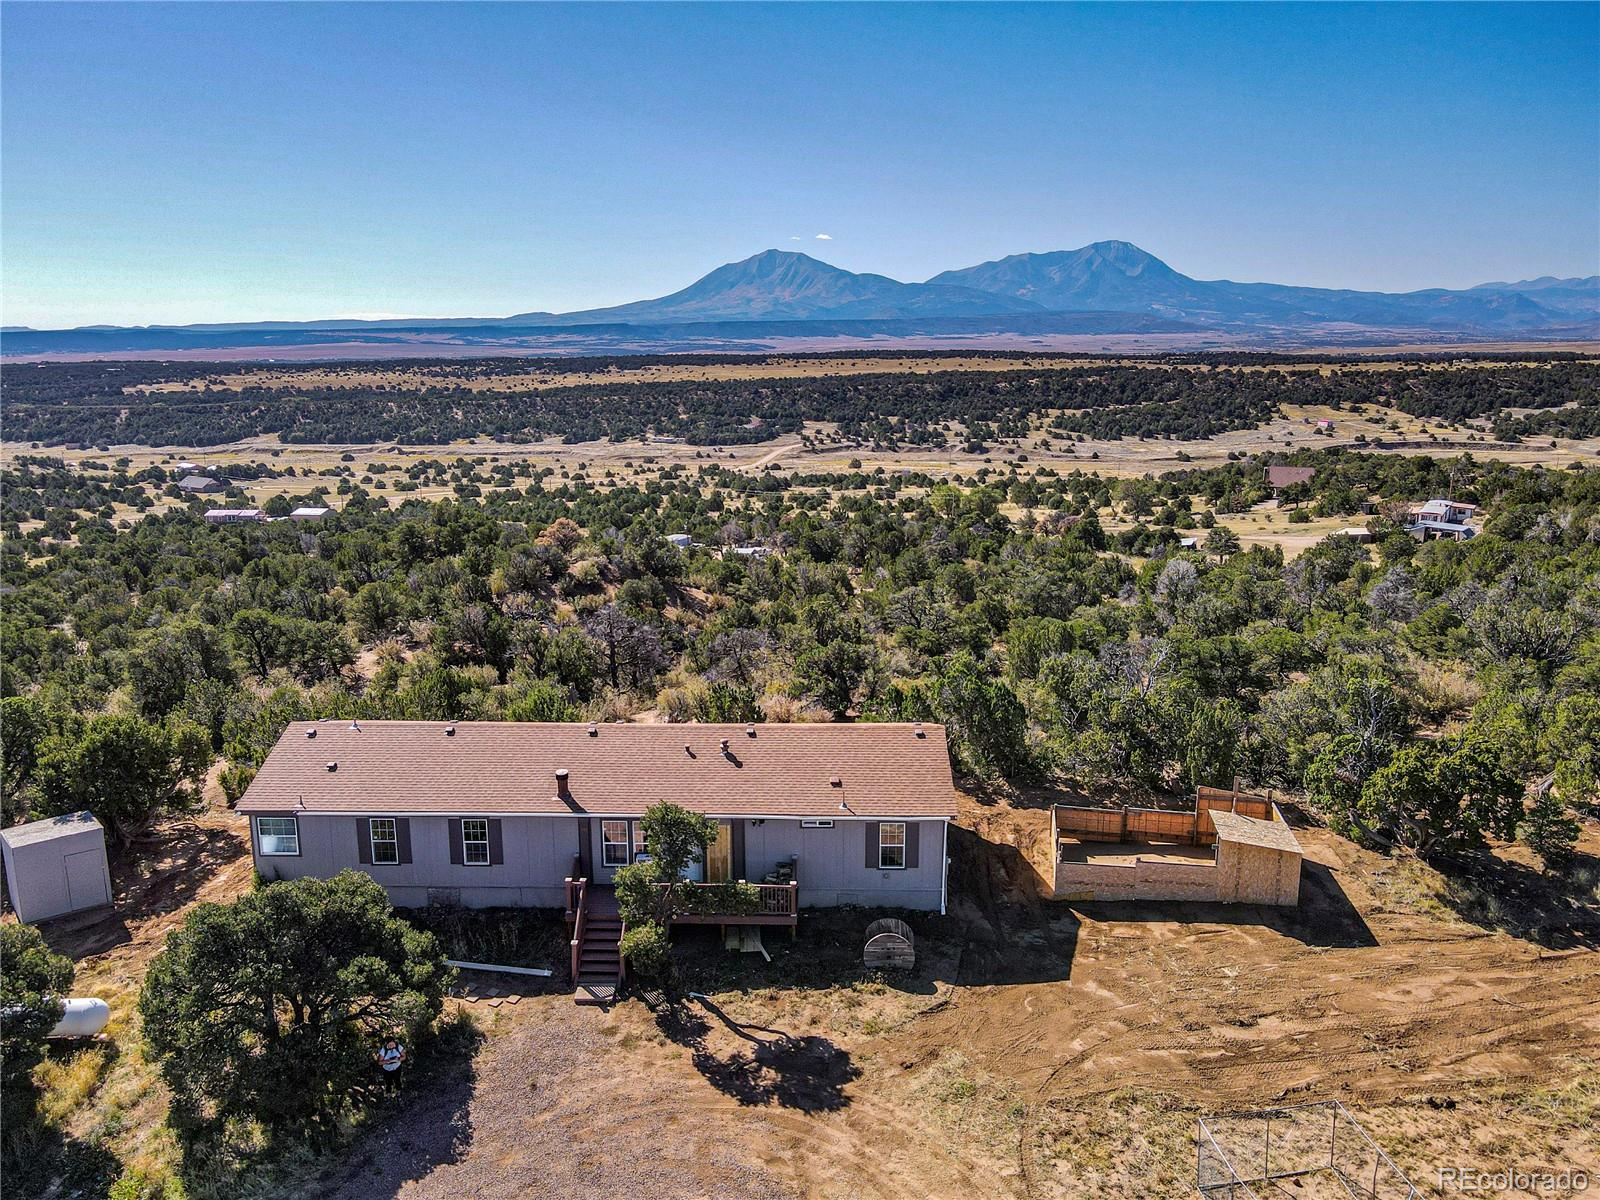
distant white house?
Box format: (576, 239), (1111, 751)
(175, 461), (201, 472)
(1407, 499), (1478, 541)
(665, 533), (694, 550)
(288, 506), (332, 521)
(727, 544), (774, 560)
(204, 508), (266, 525)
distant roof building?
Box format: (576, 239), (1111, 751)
(175, 461), (200, 472)
(1266, 465), (1317, 491)
(204, 508), (266, 524)
(1407, 499), (1478, 541)
(1330, 527), (1374, 543)
(178, 475), (226, 493)
(665, 533), (693, 549)
(288, 506), (332, 520)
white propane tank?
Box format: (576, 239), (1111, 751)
(48, 998), (110, 1039)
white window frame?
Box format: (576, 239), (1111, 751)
(369, 818), (399, 866)
(601, 820), (631, 868)
(461, 818), (490, 866)
(257, 816), (299, 856)
(878, 821), (907, 870)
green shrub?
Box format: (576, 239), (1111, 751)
(673, 881), (760, 916)
(619, 921), (671, 979)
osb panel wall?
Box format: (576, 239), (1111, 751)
(1054, 842), (1301, 906)
(1053, 858), (1219, 903)
(1216, 841), (1301, 906)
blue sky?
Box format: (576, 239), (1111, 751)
(3, 2), (1596, 327)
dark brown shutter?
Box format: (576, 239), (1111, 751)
(396, 818), (412, 865)
(905, 822), (920, 869)
(448, 819), (463, 865)
(357, 819), (372, 864)
(865, 822), (880, 868)
(577, 817), (592, 877)
(731, 820), (746, 881)
(488, 819), (504, 866)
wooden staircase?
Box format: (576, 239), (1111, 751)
(568, 877), (623, 1006)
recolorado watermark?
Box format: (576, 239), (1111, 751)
(1439, 1165), (1591, 1193)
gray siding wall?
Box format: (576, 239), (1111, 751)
(745, 819), (946, 911)
(251, 813), (582, 909)
(250, 813), (947, 913)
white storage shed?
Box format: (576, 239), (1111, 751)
(1, 811), (113, 923)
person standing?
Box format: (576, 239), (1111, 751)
(376, 1038), (406, 1089)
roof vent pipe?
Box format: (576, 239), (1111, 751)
(746, 724), (756, 737)
(913, 721), (925, 738)
(555, 768), (570, 796)
(720, 738), (731, 756)
(326, 761), (338, 772)
(349, 720), (361, 732)
(587, 722), (598, 737)
(444, 724), (455, 736)
(306, 728), (317, 739)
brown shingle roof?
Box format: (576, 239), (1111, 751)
(238, 721), (958, 820)
(1266, 465), (1316, 488)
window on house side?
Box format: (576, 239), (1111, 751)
(462, 818), (490, 866)
(601, 820), (630, 868)
(370, 818), (398, 865)
(879, 821), (906, 870)
(257, 816), (299, 856)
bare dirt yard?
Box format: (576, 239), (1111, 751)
(26, 790), (1600, 1200)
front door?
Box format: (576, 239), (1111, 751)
(705, 821), (733, 883)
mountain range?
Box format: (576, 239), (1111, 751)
(6, 241), (1596, 358)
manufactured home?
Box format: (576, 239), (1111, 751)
(238, 720), (958, 996)
(204, 508), (266, 525)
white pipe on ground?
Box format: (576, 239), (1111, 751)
(444, 959), (553, 978)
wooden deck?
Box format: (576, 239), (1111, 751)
(566, 872), (800, 1005)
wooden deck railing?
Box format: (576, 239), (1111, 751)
(752, 881), (799, 917)
(564, 862), (588, 983)
(660, 879), (800, 924)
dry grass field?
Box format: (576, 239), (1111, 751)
(12, 392), (1595, 559)
(127, 349), (1600, 395)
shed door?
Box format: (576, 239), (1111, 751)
(63, 849), (109, 910)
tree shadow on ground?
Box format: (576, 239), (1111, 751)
(1435, 848), (1600, 951)
(653, 995), (858, 1113)
(2, 1123), (123, 1200)
(227, 1012), (484, 1200)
